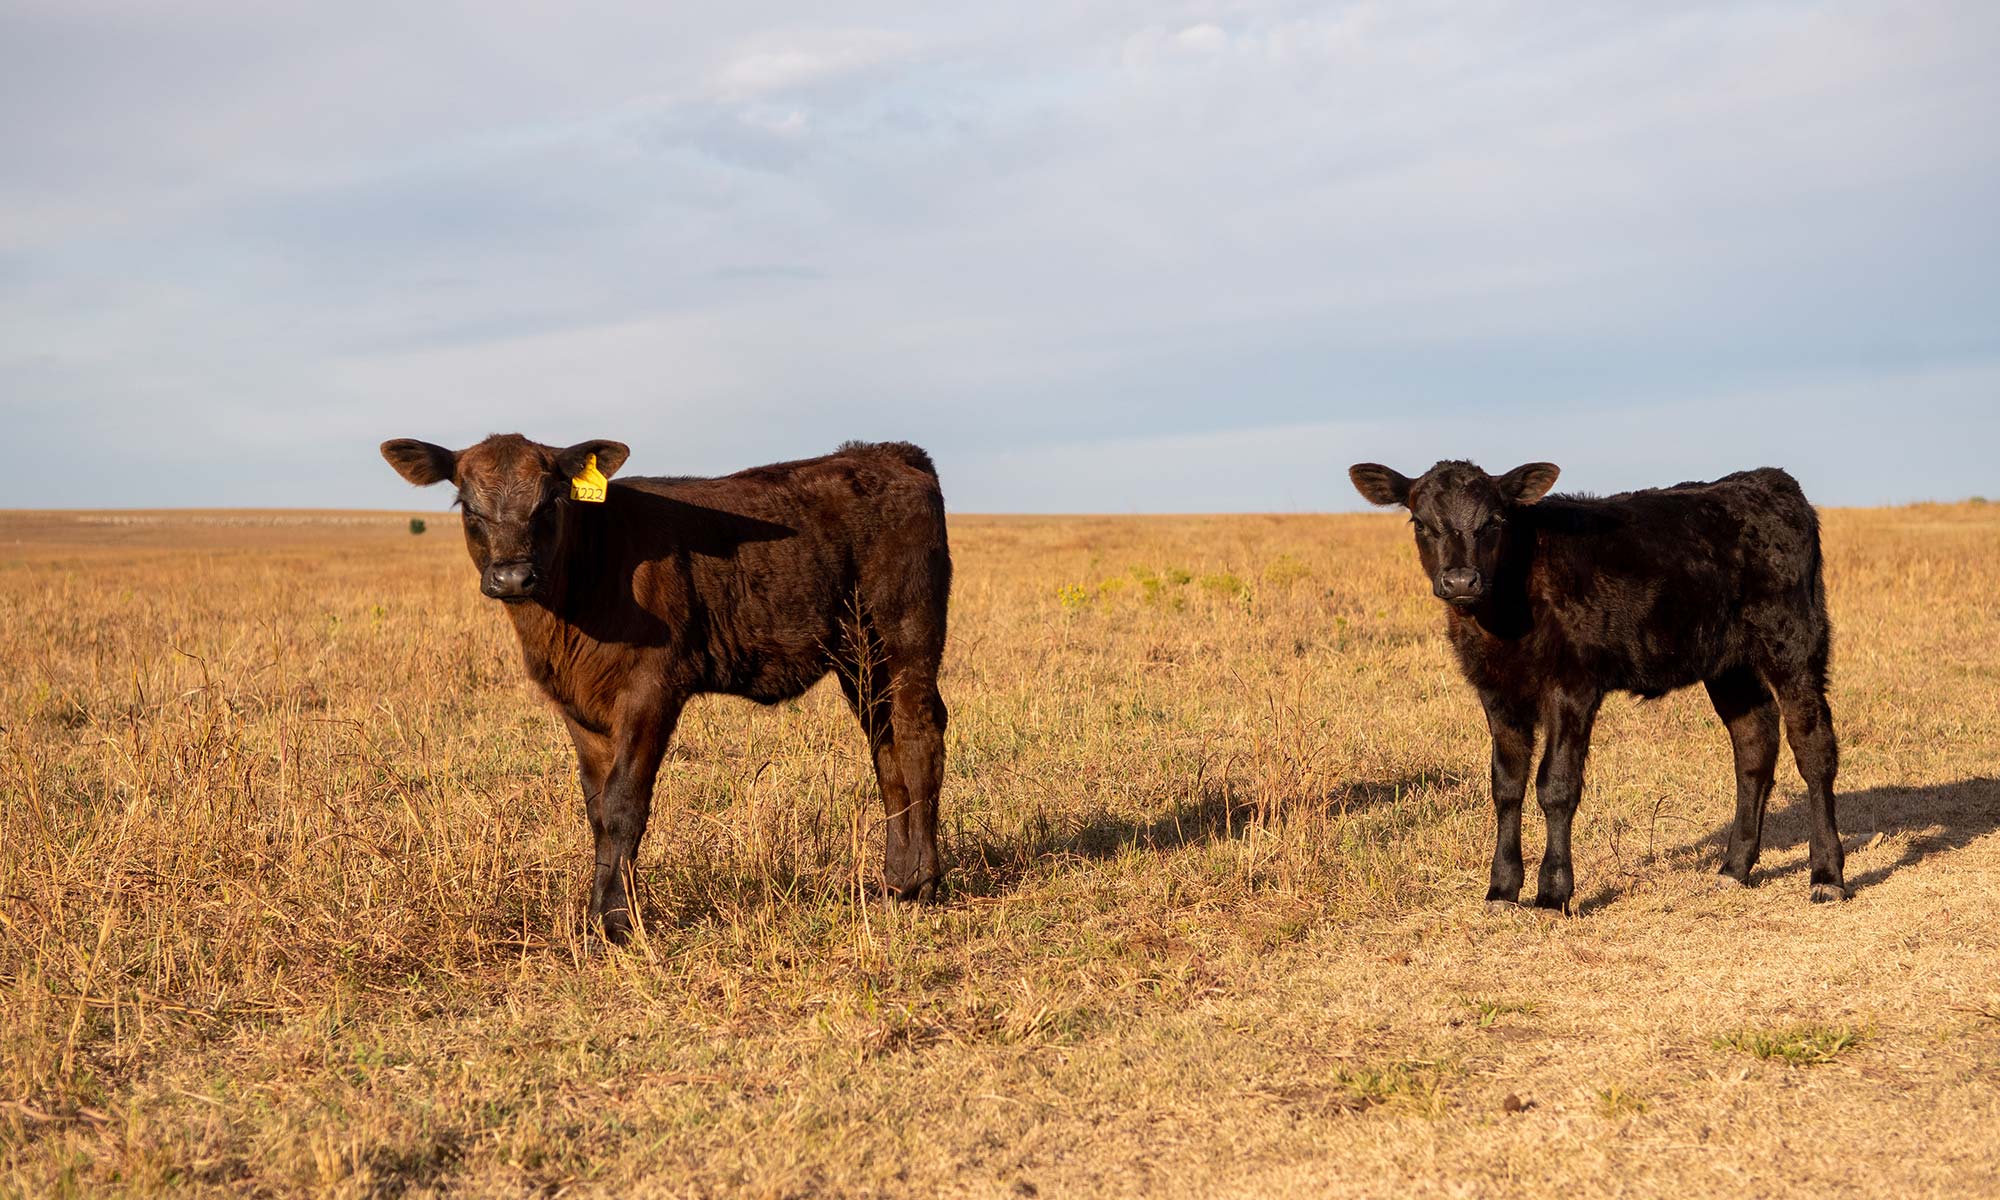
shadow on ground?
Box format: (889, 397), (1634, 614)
(952, 771), (1466, 897)
(1675, 776), (2000, 897)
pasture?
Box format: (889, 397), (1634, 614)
(2, 504), (1997, 1197)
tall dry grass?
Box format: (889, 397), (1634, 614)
(2, 504), (1997, 1197)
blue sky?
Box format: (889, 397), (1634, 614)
(3, 1), (1996, 511)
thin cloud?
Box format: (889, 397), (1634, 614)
(1, 2), (1996, 509)
(711, 28), (919, 99)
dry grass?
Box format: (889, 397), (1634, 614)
(2, 503), (1998, 1198)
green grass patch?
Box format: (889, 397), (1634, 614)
(1712, 1023), (1867, 1065)
(1333, 1059), (1452, 1117)
(1460, 996), (1538, 1028)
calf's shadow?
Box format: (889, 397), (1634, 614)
(1681, 776), (2000, 896)
(954, 771), (1464, 898)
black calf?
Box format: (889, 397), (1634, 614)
(1349, 460), (1846, 911)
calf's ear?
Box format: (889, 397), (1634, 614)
(1497, 462), (1560, 506)
(1349, 463), (1413, 508)
(381, 439), (457, 487)
(556, 440), (631, 480)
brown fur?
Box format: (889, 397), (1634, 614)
(382, 433), (952, 942)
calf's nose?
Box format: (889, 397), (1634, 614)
(482, 561), (538, 600)
(1436, 567), (1483, 601)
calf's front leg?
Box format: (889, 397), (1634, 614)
(580, 692), (680, 945)
(1533, 687), (1601, 914)
(1482, 698), (1535, 907)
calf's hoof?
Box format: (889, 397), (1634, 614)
(1483, 899), (1522, 915)
(1709, 874), (1746, 892)
(1715, 861), (1756, 888)
(1809, 882), (1850, 904)
(884, 875), (940, 903)
(594, 907), (635, 946)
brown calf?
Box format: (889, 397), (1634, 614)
(381, 433), (952, 942)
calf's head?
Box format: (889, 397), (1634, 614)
(380, 433), (629, 603)
(1348, 459), (1560, 607)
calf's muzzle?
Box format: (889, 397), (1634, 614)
(482, 560), (539, 601)
(1436, 567), (1484, 604)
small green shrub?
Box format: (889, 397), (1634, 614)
(1262, 554), (1310, 585)
(1198, 572), (1247, 597)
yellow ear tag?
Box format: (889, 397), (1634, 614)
(570, 454), (608, 503)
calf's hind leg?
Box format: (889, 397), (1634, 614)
(837, 656), (946, 902)
(1704, 667), (1781, 886)
(1763, 663), (1846, 902)
(883, 673), (946, 901)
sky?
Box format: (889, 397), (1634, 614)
(3, 1), (1997, 512)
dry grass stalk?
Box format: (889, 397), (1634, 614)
(1, 504), (1997, 1196)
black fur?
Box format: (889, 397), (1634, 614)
(1350, 460), (1847, 911)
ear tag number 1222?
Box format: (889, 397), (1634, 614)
(571, 454), (608, 503)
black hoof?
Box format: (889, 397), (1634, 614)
(1810, 882), (1849, 904)
(595, 907), (634, 946)
(1716, 863), (1755, 888)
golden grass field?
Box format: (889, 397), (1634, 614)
(2, 503), (1998, 1198)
